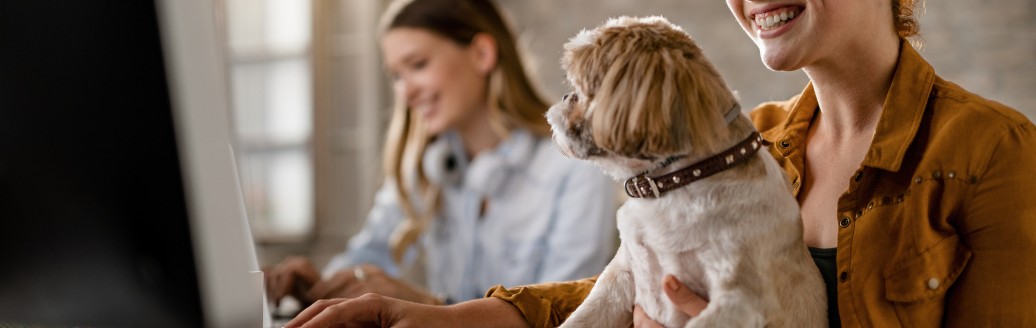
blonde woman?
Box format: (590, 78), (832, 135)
(265, 0), (616, 308)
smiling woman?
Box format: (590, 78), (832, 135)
(274, 0), (1036, 326)
(265, 0), (619, 321)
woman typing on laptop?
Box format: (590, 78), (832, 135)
(265, 0), (617, 311)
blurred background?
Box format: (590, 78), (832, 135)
(218, 0), (1036, 269)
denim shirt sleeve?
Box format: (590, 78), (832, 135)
(321, 181), (405, 278)
(538, 162), (617, 282)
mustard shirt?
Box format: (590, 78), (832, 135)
(487, 40), (1036, 328)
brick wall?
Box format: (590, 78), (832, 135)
(496, 0), (1036, 120)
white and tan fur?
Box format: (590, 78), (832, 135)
(547, 17), (825, 328)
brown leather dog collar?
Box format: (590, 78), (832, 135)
(624, 132), (770, 199)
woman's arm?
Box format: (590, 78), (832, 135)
(485, 277), (598, 328)
(321, 181), (407, 277)
(299, 181), (443, 304)
(286, 295), (530, 328)
(946, 122), (1036, 326)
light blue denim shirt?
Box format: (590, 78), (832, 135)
(323, 129), (617, 302)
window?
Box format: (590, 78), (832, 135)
(224, 0), (314, 241)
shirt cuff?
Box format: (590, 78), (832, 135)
(484, 276), (599, 328)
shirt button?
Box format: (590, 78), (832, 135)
(839, 271), (849, 282)
(839, 217), (851, 228)
(928, 277), (940, 290)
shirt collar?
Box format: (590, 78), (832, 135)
(776, 39), (936, 172)
(864, 39), (935, 172)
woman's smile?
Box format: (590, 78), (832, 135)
(749, 5), (804, 38)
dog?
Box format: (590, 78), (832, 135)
(546, 16), (826, 328)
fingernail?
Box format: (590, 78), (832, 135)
(665, 276), (680, 292)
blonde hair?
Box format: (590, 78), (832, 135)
(379, 0), (550, 262)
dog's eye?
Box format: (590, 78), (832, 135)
(562, 92), (579, 103)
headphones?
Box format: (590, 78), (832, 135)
(422, 130), (537, 197)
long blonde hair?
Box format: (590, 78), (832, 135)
(379, 0), (551, 262)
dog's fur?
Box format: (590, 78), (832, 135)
(547, 17), (825, 328)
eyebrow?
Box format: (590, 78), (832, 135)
(385, 51), (421, 73)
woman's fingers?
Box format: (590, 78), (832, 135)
(283, 298), (349, 328)
(269, 265), (294, 305)
(662, 274), (708, 318)
(290, 294), (398, 328)
(632, 304), (664, 328)
(307, 269), (356, 301)
(267, 257), (322, 303)
(633, 275), (709, 327)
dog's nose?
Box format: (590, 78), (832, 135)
(562, 92), (578, 103)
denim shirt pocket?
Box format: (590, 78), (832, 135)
(883, 234), (972, 302)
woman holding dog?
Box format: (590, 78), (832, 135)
(286, 0), (1036, 327)
(265, 0), (617, 312)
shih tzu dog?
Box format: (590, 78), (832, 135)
(547, 16), (825, 328)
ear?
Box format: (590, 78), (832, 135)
(468, 33), (498, 75)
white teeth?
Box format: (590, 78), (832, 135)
(754, 8), (800, 31)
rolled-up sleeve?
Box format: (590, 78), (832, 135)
(486, 277), (598, 328)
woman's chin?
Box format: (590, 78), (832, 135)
(759, 50), (803, 72)
(424, 125), (446, 137)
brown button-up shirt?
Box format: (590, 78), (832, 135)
(488, 40), (1036, 328)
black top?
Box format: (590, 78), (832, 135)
(809, 247), (840, 328)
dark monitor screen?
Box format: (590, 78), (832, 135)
(0, 1), (204, 326)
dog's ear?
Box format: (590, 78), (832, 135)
(564, 17), (737, 159)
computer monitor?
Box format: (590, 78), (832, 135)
(0, 1), (265, 327)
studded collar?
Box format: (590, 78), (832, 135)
(624, 132), (769, 199)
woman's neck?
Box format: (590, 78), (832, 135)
(455, 107), (504, 159)
(803, 35), (901, 138)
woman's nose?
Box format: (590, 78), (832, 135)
(395, 78), (419, 103)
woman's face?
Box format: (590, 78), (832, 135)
(725, 0), (894, 71)
(382, 27), (490, 136)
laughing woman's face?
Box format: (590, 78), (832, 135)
(725, 0), (896, 71)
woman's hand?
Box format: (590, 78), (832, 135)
(306, 264), (442, 305)
(632, 275), (709, 327)
(265, 256), (321, 307)
(284, 293), (440, 328)
(285, 295), (530, 328)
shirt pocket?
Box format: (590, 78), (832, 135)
(883, 234), (972, 325)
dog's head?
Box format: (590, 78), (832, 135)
(546, 16), (740, 179)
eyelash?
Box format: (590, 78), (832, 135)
(389, 59), (429, 81)
(412, 59), (428, 70)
